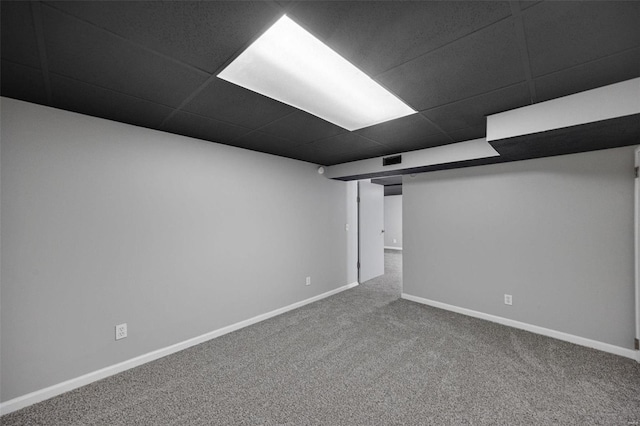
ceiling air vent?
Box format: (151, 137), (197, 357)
(383, 155), (402, 166)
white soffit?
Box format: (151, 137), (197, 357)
(487, 78), (640, 141)
(217, 15), (416, 131)
(325, 138), (499, 180)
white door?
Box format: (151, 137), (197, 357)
(635, 147), (640, 361)
(359, 180), (384, 282)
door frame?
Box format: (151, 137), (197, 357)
(635, 146), (640, 362)
(357, 181), (360, 283)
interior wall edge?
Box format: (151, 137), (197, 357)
(401, 293), (637, 361)
(0, 282), (359, 416)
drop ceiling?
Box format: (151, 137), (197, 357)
(2, 1), (639, 168)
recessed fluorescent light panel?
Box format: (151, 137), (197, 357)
(217, 15), (416, 131)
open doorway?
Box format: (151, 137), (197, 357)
(384, 190), (402, 251)
(358, 180), (385, 283)
(357, 177), (403, 293)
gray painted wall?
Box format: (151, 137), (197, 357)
(0, 98), (356, 402)
(403, 146), (636, 349)
(384, 195), (402, 249)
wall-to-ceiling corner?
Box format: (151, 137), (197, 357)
(0, 97), (357, 408)
(402, 146), (637, 357)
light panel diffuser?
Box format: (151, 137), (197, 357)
(217, 15), (416, 131)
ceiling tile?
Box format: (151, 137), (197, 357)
(372, 176), (403, 186)
(288, 145), (336, 166)
(287, 133), (392, 166)
(1, 1), (41, 68)
(524, 1), (640, 77)
(1, 60), (48, 105)
(422, 83), (531, 132)
(50, 74), (173, 129)
(289, 1), (511, 76)
(46, 1), (280, 74)
(162, 111), (251, 145)
(308, 132), (385, 155)
(231, 130), (300, 153)
(534, 48), (640, 103)
(299, 136), (413, 165)
(376, 18), (525, 111)
(355, 114), (443, 146)
(448, 126), (486, 143)
(384, 134), (453, 152)
(325, 145), (393, 166)
(259, 110), (346, 144)
(519, 1), (542, 10)
(2, 1), (637, 169)
(183, 78), (296, 129)
(42, 5), (209, 108)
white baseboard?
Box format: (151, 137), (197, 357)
(384, 246), (403, 251)
(401, 293), (637, 361)
(0, 282), (359, 416)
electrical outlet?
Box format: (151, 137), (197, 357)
(345, 223), (349, 231)
(306, 276), (311, 286)
(504, 294), (513, 306)
(115, 323), (127, 340)
(393, 239), (397, 243)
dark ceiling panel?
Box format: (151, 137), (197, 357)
(251, 143), (313, 162)
(491, 114), (640, 160)
(258, 110), (346, 144)
(327, 145), (394, 166)
(162, 111), (251, 146)
(384, 185), (403, 196)
(519, 1), (542, 10)
(535, 48), (640, 103)
(293, 136), (392, 166)
(46, 1), (280, 74)
(422, 83), (530, 132)
(50, 74), (174, 130)
(284, 143), (341, 166)
(307, 132), (385, 155)
(182, 78), (296, 129)
(231, 130), (300, 154)
(372, 176), (403, 186)
(2, 1), (638, 169)
(1, 61), (48, 105)
(355, 113), (444, 147)
(1, 1), (41, 68)
(380, 134), (453, 153)
(377, 18), (525, 111)
(448, 127), (487, 143)
(289, 1), (511, 76)
(524, 1), (640, 77)
(42, 5), (209, 108)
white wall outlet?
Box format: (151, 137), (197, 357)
(504, 294), (513, 305)
(115, 323), (127, 340)
(393, 238), (397, 243)
(345, 223), (349, 231)
(306, 276), (311, 286)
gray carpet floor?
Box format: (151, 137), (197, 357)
(3, 251), (640, 425)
